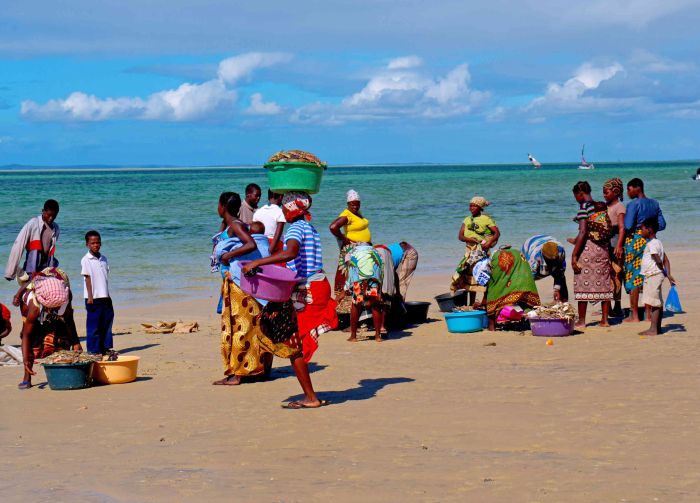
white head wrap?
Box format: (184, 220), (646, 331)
(346, 189), (360, 202)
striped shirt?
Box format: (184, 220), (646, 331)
(574, 201), (595, 222)
(284, 220), (323, 279)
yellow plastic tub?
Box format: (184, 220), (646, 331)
(92, 355), (140, 384)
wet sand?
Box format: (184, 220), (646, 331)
(1, 249), (698, 502)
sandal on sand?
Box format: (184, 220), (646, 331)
(282, 400), (330, 410)
(17, 381), (32, 390)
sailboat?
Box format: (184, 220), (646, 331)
(528, 153), (542, 169)
(578, 144), (594, 170)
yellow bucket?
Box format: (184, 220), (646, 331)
(92, 355), (140, 384)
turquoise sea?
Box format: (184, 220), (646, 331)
(1, 161), (698, 307)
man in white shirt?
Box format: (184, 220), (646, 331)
(80, 230), (114, 354)
(253, 190), (286, 253)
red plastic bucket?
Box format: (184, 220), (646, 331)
(239, 262), (298, 302)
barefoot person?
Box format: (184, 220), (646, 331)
(638, 218), (675, 336)
(17, 268), (82, 389)
(212, 193), (272, 386)
(342, 244), (384, 342)
(242, 192), (337, 409)
(603, 178), (626, 317)
(571, 182), (613, 328)
(622, 178), (666, 323)
(451, 196), (500, 305)
(329, 190), (372, 316)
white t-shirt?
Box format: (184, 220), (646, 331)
(81, 252), (110, 299)
(641, 238), (664, 277)
(252, 204), (286, 239)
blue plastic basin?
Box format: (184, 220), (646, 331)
(42, 361), (94, 390)
(444, 310), (487, 333)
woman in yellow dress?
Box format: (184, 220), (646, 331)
(329, 189), (372, 315)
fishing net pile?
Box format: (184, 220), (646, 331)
(266, 150), (326, 167)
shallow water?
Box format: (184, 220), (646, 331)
(1, 161), (697, 306)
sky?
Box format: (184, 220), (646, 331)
(1, 0), (700, 166)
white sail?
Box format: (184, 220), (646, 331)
(578, 144), (594, 170)
(528, 153), (541, 168)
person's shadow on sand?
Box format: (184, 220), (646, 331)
(285, 377), (414, 405)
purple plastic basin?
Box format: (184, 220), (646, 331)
(529, 317), (575, 337)
(239, 262), (298, 302)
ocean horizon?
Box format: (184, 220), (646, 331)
(1, 160), (697, 307)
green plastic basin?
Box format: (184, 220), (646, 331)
(264, 162), (326, 194)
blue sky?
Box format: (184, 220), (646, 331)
(1, 0), (700, 165)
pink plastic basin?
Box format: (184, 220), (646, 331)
(239, 262), (298, 302)
(529, 317), (575, 337)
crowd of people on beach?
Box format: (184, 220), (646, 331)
(449, 177), (674, 335)
(0, 169), (675, 405)
(209, 183), (418, 407)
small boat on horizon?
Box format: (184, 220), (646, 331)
(578, 144), (594, 170)
(528, 153), (542, 169)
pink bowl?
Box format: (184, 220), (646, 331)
(239, 262), (298, 302)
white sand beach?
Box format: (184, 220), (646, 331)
(1, 249), (698, 502)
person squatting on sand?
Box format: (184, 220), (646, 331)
(81, 230), (115, 355)
(638, 218), (676, 336)
(340, 244), (384, 342)
(5, 199), (60, 281)
(622, 178), (666, 323)
(17, 267), (82, 389)
(521, 235), (568, 302)
(570, 182), (614, 328)
(329, 189), (372, 316)
(212, 193), (273, 386)
(603, 178), (626, 317)
(451, 196), (500, 305)
(242, 191), (337, 409)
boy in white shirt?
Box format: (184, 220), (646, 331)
(639, 218), (675, 336)
(253, 190), (286, 253)
(81, 230), (114, 354)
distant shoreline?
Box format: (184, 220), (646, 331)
(1, 159), (699, 173)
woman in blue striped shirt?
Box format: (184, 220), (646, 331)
(243, 192), (337, 409)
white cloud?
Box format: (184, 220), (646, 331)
(387, 56), (423, 70)
(524, 62), (626, 116)
(22, 80), (236, 122)
(217, 52), (292, 84)
(293, 57), (489, 124)
(245, 93), (282, 115)
(20, 52), (291, 122)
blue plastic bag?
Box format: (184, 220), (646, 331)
(665, 285), (683, 313)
